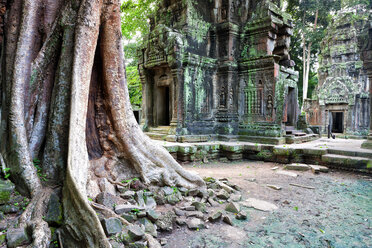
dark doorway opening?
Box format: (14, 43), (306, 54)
(156, 86), (170, 126)
(284, 87), (296, 126)
(332, 112), (344, 133)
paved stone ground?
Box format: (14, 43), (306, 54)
(286, 138), (367, 152)
(161, 161), (372, 248)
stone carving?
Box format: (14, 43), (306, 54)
(138, 0), (299, 142)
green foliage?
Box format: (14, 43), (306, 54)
(285, 0), (341, 104)
(121, 0), (159, 41)
(121, 0), (158, 107)
(33, 158), (48, 182)
(3, 168), (10, 179)
(126, 66), (142, 108)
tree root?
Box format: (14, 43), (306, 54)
(18, 188), (52, 247)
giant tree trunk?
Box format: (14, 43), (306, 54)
(0, 0), (205, 247)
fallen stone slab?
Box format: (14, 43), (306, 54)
(277, 170), (298, 177)
(115, 204), (145, 215)
(284, 163), (310, 171)
(267, 184), (282, 190)
(243, 198), (278, 212)
(308, 164), (329, 174)
(289, 183), (315, 189)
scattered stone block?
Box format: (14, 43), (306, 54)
(98, 178), (116, 195)
(145, 196), (157, 209)
(186, 211), (204, 219)
(284, 163), (310, 171)
(129, 241), (148, 248)
(0, 205), (18, 214)
(277, 170), (298, 177)
(208, 210), (222, 222)
(308, 164), (329, 174)
(96, 192), (123, 209)
(216, 181), (235, 193)
(176, 217), (187, 226)
(0, 180), (14, 204)
(155, 212), (176, 231)
(115, 204), (144, 215)
(243, 198), (278, 212)
(229, 193), (242, 202)
(188, 188), (200, 197)
(137, 211), (147, 218)
(139, 218), (157, 237)
(110, 240), (125, 248)
(101, 218), (123, 236)
(122, 213), (137, 223)
(216, 189), (230, 200)
(121, 190), (135, 199)
(191, 202), (206, 213)
(225, 202), (240, 214)
(162, 186), (174, 196)
(147, 209), (160, 222)
(222, 215), (233, 226)
(127, 225), (145, 241)
(6, 228), (31, 248)
(186, 218), (205, 230)
(236, 211), (247, 220)
(45, 193), (63, 225)
(207, 197), (219, 207)
(182, 205), (196, 211)
(173, 208), (185, 216)
(135, 191), (145, 206)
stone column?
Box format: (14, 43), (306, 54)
(361, 22), (372, 149)
(169, 69), (180, 134)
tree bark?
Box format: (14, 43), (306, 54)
(302, 9), (318, 106)
(0, 0), (205, 247)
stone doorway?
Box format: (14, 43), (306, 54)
(331, 112), (344, 133)
(156, 86), (171, 126)
(283, 87), (297, 126)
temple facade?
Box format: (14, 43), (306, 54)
(304, 5), (371, 137)
(138, 0), (299, 144)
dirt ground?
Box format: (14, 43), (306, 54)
(162, 161), (372, 248)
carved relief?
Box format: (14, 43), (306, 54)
(219, 85), (226, 108)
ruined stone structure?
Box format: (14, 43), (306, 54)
(138, 0), (299, 144)
(304, 5), (371, 137)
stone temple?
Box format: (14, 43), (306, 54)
(304, 5), (371, 137)
(138, 0), (301, 144)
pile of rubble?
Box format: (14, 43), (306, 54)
(95, 177), (248, 247)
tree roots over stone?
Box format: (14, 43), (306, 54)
(0, 0), (205, 247)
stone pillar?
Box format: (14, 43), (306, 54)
(169, 68), (181, 134)
(361, 21), (372, 148)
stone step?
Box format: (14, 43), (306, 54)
(145, 132), (167, 141)
(327, 149), (372, 159)
(149, 126), (170, 134)
(322, 154), (372, 170)
(285, 126), (295, 131)
(294, 132), (306, 137)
